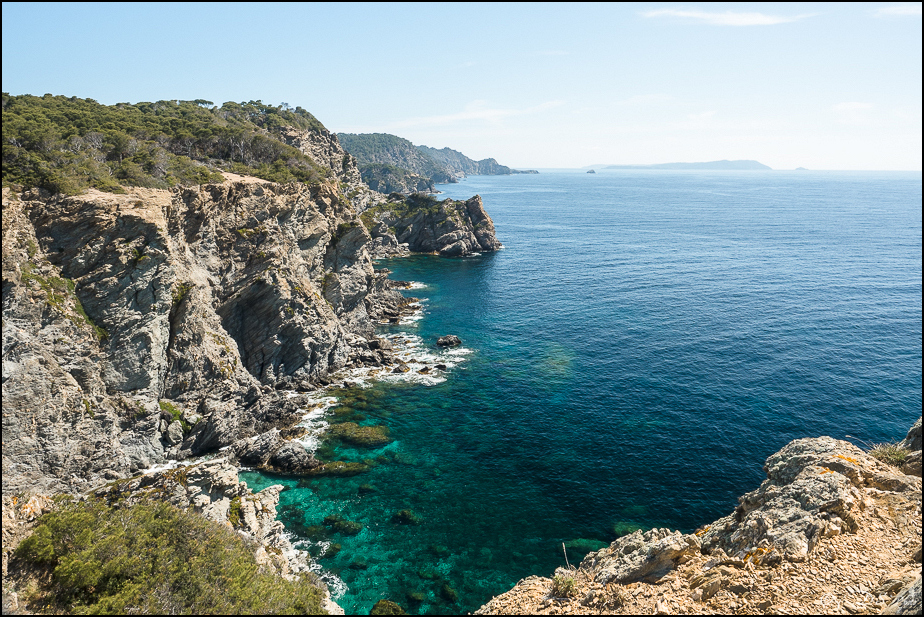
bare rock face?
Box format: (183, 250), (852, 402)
(229, 428), (321, 474)
(2, 178), (407, 495)
(278, 126), (383, 214)
(583, 528), (701, 584)
(900, 416), (922, 452)
(883, 574), (922, 615)
(701, 436), (920, 563)
(369, 195), (502, 257)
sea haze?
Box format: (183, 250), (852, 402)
(243, 170), (922, 614)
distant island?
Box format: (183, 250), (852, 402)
(605, 160), (772, 170)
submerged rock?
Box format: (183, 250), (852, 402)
(328, 422), (391, 448)
(306, 461), (370, 477)
(370, 599), (406, 615)
(324, 514), (364, 536)
(392, 509), (423, 525)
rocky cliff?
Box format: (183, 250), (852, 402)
(1, 176), (413, 496)
(477, 418), (923, 615)
(337, 133), (455, 189)
(418, 145), (538, 177)
(361, 193), (503, 257)
(338, 133), (537, 192)
(356, 163), (436, 196)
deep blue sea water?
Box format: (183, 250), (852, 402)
(242, 170), (922, 614)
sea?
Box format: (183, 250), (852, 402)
(241, 170), (922, 615)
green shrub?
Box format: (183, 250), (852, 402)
(551, 573), (576, 598)
(14, 499), (326, 614)
(159, 400), (190, 432)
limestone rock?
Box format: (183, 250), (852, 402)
(366, 195), (502, 257)
(882, 574), (922, 615)
(437, 335), (462, 347)
(701, 436), (920, 562)
(2, 176), (407, 494)
(230, 428), (320, 474)
(477, 418), (923, 615)
(900, 416), (922, 452)
(902, 450), (923, 477)
(584, 528), (700, 584)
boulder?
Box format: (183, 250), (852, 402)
(437, 335), (462, 347)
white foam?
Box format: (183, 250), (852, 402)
(406, 281), (428, 289)
(138, 452), (226, 476)
(289, 394), (338, 454)
(138, 460), (184, 475)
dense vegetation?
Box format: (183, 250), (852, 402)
(2, 93), (331, 195)
(13, 498), (327, 614)
(359, 162), (434, 194)
(337, 133), (455, 185)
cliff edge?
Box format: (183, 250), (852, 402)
(477, 418), (922, 615)
(1, 178), (413, 497)
(361, 193), (502, 257)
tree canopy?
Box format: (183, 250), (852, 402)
(2, 93), (330, 194)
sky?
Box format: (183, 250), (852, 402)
(2, 2), (921, 170)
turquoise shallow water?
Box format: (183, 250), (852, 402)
(242, 170), (922, 614)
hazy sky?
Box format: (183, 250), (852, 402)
(2, 2), (921, 169)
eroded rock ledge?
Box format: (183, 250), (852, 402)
(363, 194), (503, 258)
(477, 418), (923, 615)
(1, 179), (412, 496)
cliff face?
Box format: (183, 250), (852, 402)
(337, 133), (454, 187)
(1, 177), (408, 496)
(418, 145), (537, 177)
(478, 419), (923, 616)
(279, 126), (385, 213)
(362, 194), (503, 257)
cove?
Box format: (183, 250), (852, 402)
(243, 171), (922, 614)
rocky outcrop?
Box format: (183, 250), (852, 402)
(2, 177), (408, 495)
(229, 428), (321, 474)
(363, 194), (502, 257)
(358, 163), (436, 196)
(418, 145), (538, 177)
(437, 335), (462, 347)
(279, 127), (384, 214)
(93, 458), (343, 613)
(699, 436), (919, 563)
(478, 419), (923, 615)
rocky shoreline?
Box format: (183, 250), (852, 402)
(477, 418), (922, 616)
(3, 102), (919, 616)
(1, 115), (503, 612)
